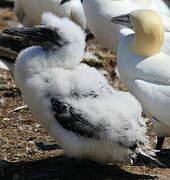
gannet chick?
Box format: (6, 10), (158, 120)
(111, 9), (170, 150)
(15, 0), (87, 29)
(83, 0), (170, 54)
(4, 12), (158, 164)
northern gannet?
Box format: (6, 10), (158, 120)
(15, 0), (87, 29)
(111, 9), (170, 150)
(83, 0), (170, 54)
(4, 12), (158, 164)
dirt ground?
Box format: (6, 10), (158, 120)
(1, 1), (170, 180)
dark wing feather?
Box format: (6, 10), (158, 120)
(50, 97), (139, 151)
(51, 97), (102, 139)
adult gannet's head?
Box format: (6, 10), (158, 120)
(111, 10), (164, 56)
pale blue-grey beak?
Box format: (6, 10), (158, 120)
(111, 14), (133, 29)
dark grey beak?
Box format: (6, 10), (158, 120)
(3, 25), (53, 41)
(60, 0), (70, 5)
(111, 14), (133, 29)
(3, 25), (59, 42)
(3, 25), (67, 49)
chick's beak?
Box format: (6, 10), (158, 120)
(111, 14), (133, 29)
(3, 25), (55, 42)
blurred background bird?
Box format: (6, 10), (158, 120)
(83, 0), (170, 54)
(15, 0), (87, 29)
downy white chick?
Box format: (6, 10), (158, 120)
(4, 12), (158, 164)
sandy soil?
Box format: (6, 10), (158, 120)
(1, 1), (170, 180)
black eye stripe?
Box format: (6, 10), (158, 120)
(127, 15), (133, 28)
(115, 19), (129, 23)
(128, 15), (130, 22)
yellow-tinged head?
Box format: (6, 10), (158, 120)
(111, 10), (164, 56)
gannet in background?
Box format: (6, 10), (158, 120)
(15, 0), (87, 29)
(111, 9), (170, 150)
(4, 12), (158, 164)
(83, 0), (170, 54)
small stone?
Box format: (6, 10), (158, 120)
(100, 70), (108, 76)
(35, 123), (41, 128)
(13, 174), (20, 180)
(3, 118), (10, 121)
(0, 98), (5, 105)
(26, 141), (39, 153)
(18, 125), (25, 131)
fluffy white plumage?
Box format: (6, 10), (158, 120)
(4, 12), (158, 164)
(83, 0), (170, 54)
(15, 0), (87, 29)
(113, 9), (170, 149)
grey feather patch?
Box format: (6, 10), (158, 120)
(70, 90), (98, 98)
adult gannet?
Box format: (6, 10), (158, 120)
(4, 12), (158, 164)
(111, 9), (170, 150)
(83, 0), (170, 54)
(15, 0), (87, 29)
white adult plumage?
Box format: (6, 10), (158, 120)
(111, 9), (170, 150)
(4, 12), (158, 164)
(83, 0), (170, 54)
(15, 0), (87, 29)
